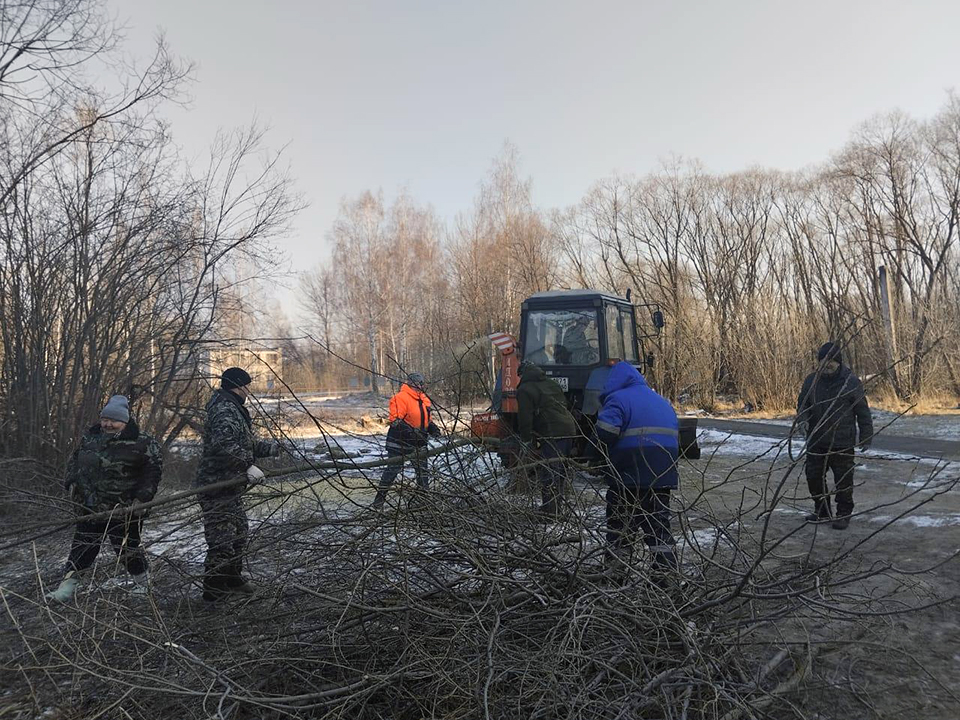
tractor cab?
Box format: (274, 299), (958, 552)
(519, 289), (659, 416)
(477, 288), (699, 461)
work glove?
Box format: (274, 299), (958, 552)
(428, 423), (441, 439)
(246, 465), (266, 485)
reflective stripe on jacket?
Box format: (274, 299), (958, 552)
(595, 361), (679, 489)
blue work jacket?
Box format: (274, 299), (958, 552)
(595, 362), (679, 490)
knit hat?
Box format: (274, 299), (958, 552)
(407, 372), (426, 390)
(221, 366), (252, 390)
(100, 395), (130, 423)
(817, 342), (842, 365)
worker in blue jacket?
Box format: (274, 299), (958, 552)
(594, 361), (680, 573)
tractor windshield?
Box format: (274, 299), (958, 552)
(523, 309), (600, 366)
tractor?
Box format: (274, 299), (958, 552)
(471, 289), (700, 464)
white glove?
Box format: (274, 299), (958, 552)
(246, 465), (266, 484)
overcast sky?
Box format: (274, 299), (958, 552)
(111, 0), (960, 315)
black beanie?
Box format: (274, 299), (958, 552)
(221, 367), (252, 389)
(817, 342), (842, 364)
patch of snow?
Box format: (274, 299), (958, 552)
(773, 507), (807, 516)
(905, 473), (958, 490)
(697, 429), (795, 458)
(679, 526), (737, 548)
(143, 520), (206, 564)
(868, 514), (960, 528)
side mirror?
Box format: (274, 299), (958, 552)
(652, 310), (665, 329)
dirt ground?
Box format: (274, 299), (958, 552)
(684, 432), (960, 719)
(1, 410), (958, 718)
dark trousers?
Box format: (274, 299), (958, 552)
(606, 485), (676, 568)
(199, 493), (249, 584)
(537, 439), (572, 512)
(804, 448), (855, 516)
(374, 448), (428, 505)
(66, 515), (146, 576)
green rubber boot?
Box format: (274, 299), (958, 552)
(45, 571), (81, 603)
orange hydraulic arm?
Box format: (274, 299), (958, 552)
(489, 332), (519, 413)
(470, 332), (520, 440)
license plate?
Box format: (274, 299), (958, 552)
(551, 376), (569, 391)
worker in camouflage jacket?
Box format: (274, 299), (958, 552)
(797, 341), (874, 530)
(195, 367), (280, 601)
(46, 395), (163, 603)
(516, 362), (578, 517)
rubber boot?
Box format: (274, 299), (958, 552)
(603, 545), (631, 582)
(202, 571), (229, 602)
(831, 516), (850, 530)
(371, 487), (389, 510)
(538, 483), (560, 519)
(46, 571), (81, 603)
(129, 571), (149, 595)
(805, 499), (832, 523)
(225, 559), (256, 595)
(650, 548), (682, 592)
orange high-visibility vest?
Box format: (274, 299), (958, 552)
(389, 384), (432, 430)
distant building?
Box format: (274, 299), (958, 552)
(205, 346), (283, 393)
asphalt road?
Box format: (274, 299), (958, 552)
(698, 418), (960, 461)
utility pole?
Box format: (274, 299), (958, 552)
(878, 265), (900, 394)
(488, 319), (496, 388)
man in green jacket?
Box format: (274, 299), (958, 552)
(516, 362), (578, 517)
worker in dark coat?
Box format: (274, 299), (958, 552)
(372, 372), (440, 509)
(46, 395), (163, 603)
(594, 361), (679, 573)
(195, 367), (280, 601)
(516, 362), (578, 517)
(796, 342), (874, 529)
(557, 315), (599, 365)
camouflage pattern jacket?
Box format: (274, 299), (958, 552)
(65, 419), (163, 514)
(195, 389), (275, 495)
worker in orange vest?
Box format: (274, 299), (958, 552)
(372, 372), (441, 508)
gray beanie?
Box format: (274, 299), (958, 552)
(100, 395), (130, 423)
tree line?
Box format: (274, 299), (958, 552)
(299, 100), (960, 410)
(3, 1), (959, 466)
(0, 0), (300, 461)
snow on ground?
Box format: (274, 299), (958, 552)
(872, 412), (960, 440)
(143, 518), (207, 564)
(697, 429), (795, 458)
(294, 432), (385, 458)
(868, 513), (960, 528)
(742, 410), (960, 440)
(679, 526), (735, 548)
(697, 427), (956, 469)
